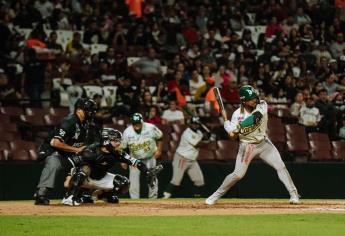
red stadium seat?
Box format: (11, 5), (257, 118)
(215, 149), (237, 162)
(0, 114), (10, 123)
(286, 124), (306, 136)
(310, 149), (333, 161)
(200, 141), (217, 150)
(162, 135), (171, 152)
(286, 139), (309, 155)
(309, 140), (331, 152)
(50, 107), (70, 117)
(308, 133), (330, 142)
(10, 140), (37, 152)
(217, 140), (239, 151)
(25, 107), (50, 116)
(0, 123), (18, 133)
(44, 114), (62, 126)
(0, 107), (23, 117)
(0, 141), (10, 151)
(172, 124), (188, 134)
(332, 141), (345, 161)
(20, 115), (45, 125)
(0, 132), (18, 142)
(10, 150), (31, 161)
(155, 124), (172, 134)
(197, 149), (215, 161)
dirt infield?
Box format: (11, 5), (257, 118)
(1, 199), (345, 216)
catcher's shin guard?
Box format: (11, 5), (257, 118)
(67, 169), (87, 198)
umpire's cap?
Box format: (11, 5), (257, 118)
(131, 113), (143, 124)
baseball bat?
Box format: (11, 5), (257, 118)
(213, 87), (228, 120)
(182, 105), (211, 134)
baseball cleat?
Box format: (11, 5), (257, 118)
(289, 195), (301, 204)
(162, 192), (171, 199)
(205, 195), (218, 205)
(62, 195), (81, 206)
(34, 195), (50, 205)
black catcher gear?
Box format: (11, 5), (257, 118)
(146, 164), (164, 187)
(113, 174), (130, 194)
(189, 116), (201, 124)
(101, 128), (122, 153)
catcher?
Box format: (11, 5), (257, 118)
(62, 128), (163, 206)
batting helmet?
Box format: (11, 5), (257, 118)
(130, 113), (143, 124)
(239, 85), (258, 101)
(74, 98), (97, 119)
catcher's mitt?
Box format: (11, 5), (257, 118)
(146, 164), (164, 187)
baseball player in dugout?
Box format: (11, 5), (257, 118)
(206, 85), (300, 205)
(122, 113), (163, 199)
(163, 116), (210, 199)
(34, 98), (98, 205)
(62, 128), (163, 206)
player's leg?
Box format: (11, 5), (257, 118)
(187, 161), (205, 197)
(258, 139), (300, 204)
(129, 164), (141, 199)
(62, 165), (91, 206)
(146, 158), (158, 199)
(35, 152), (63, 205)
(206, 143), (255, 205)
(163, 153), (188, 198)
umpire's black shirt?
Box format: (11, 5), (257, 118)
(51, 114), (88, 157)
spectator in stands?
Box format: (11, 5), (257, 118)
(322, 73), (341, 96)
(34, 0), (53, 19)
(22, 48), (46, 107)
(131, 47), (162, 75)
(290, 92), (305, 117)
(214, 65), (230, 88)
(46, 31), (63, 53)
(315, 89), (337, 139)
(83, 19), (104, 44)
(145, 105), (161, 125)
(330, 33), (345, 59)
(108, 23), (127, 47)
(66, 32), (83, 55)
(295, 7), (312, 25)
(0, 68), (21, 105)
(140, 90), (154, 118)
(115, 77), (140, 116)
(93, 94), (111, 125)
(152, 80), (169, 105)
(161, 100), (185, 125)
(220, 76), (240, 104)
(265, 16), (282, 39)
(299, 97), (321, 132)
(311, 42), (332, 63)
(189, 69), (205, 97)
(204, 76), (219, 115)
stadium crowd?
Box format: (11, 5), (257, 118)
(0, 0), (344, 142)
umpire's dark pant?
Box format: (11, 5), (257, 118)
(36, 152), (63, 196)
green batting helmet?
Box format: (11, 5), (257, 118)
(239, 85), (258, 101)
(131, 113), (143, 124)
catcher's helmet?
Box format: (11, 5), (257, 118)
(131, 113), (143, 124)
(74, 98), (97, 119)
(101, 128), (122, 146)
(239, 85), (258, 101)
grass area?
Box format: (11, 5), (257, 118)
(1, 214), (345, 236)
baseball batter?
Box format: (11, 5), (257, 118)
(163, 116), (205, 198)
(122, 113), (163, 199)
(206, 85), (300, 205)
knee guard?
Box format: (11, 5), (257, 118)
(68, 168), (88, 197)
(113, 174), (130, 195)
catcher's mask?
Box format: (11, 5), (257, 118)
(101, 128), (122, 153)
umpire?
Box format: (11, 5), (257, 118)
(34, 98), (97, 205)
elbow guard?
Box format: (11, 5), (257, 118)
(240, 111), (263, 128)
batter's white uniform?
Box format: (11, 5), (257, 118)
(170, 127), (205, 187)
(122, 122), (163, 199)
(206, 100), (299, 204)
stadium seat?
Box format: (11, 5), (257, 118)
(162, 135), (171, 152)
(331, 141), (345, 161)
(0, 107), (23, 117)
(215, 149), (237, 162)
(267, 132), (286, 152)
(0, 141), (10, 151)
(50, 107), (70, 117)
(0, 123), (18, 133)
(25, 107), (50, 117)
(309, 149), (333, 161)
(217, 140), (239, 151)
(200, 141), (217, 150)
(44, 114), (62, 126)
(20, 115), (46, 126)
(10, 150), (31, 161)
(309, 140), (331, 151)
(83, 85), (103, 99)
(308, 133), (330, 142)
(0, 132), (18, 142)
(0, 151), (5, 161)
(285, 124), (306, 136)
(197, 149), (215, 161)
(172, 124), (188, 134)
(0, 114), (10, 123)
(286, 140), (309, 155)
(10, 140), (37, 152)
(170, 132), (181, 142)
(155, 124), (172, 134)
